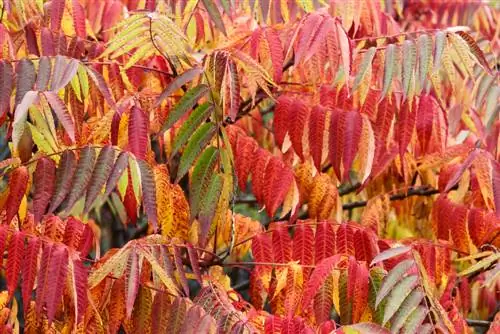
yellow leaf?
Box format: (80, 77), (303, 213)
(207, 266), (231, 291)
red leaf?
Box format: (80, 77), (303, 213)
(315, 221), (336, 263)
(6, 232), (25, 297)
(374, 97), (395, 158)
(271, 225), (292, 263)
(329, 109), (345, 180)
(492, 160), (500, 218)
(305, 17), (335, 62)
(348, 258), (369, 323)
(336, 19), (352, 88)
(336, 224), (355, 256)
(78, 224), (94, 257)
(44, 244), (69, 325)
(265, 28), (284, 82)
(444, 148), (479, 192)
(320, 85), (337, 109)
(274, 96), (292, 148)
(264, 316), (283, 333)
(138, 160), (158, 230)
(354, 230), (369, 262)
(264, 158), (293, 217)
(342, 111), (362, 179)
(128, 106), (148, 160)
(249, 29), (262, 59)
(72, 258), (88, 323)
(5, 166), (29, 223)
(234, 135), (257, 191)
(451, 204), (470, 253)
(295, 14), (324, 64)
(124, 170), (138, 225)
(396, 99), (417, 159)
(467, 208), (486, 246)
(289, 99), (309, 160)
(292, 224), (315, 271)
(252, 233), (273, 263)
(302, 254), (343, 309)
(251, 148), (271, 204)
(33, 157), (56, 223)
(416, 94), (437, 154)
(63, 217), (84, 250)
(22, 237), (41, 314)
(309, 105), (328, 171)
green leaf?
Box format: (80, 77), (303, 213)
(433, 31), (446, 74)
(171, 103), (214, 158)
(390, 290), (424, 333)
(189, 146), (219, 219)
(155, 67), (203, 108)
(458, 253), (500, 277)
(77, 65), (89, 99)
(368, 267), (386, 325)
(401, 40), (416, 99)
(64, 146), (97, 212)
(371, 246), (411, 266)
(160, 84), (209, 133)
(380, 43), (396, 100)
(84, 145), (116, 213)
(375, 258), (414, 307)
(201, 0), (227, 36)
(353, 47), (376, 92)
(198, 173), (223, 241)
(176, 122), (216, 182)
(417, 34), (432, 90)
(402, 305), (428, 333)
(381, 275), (418, 325)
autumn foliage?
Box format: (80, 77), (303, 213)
(0, 0), (498, 333)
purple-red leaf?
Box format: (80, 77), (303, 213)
(71, 0), (86, 38)
(49, 150), (77, 213)
(50, 0), (65, 32)
(33, 157), (56, 222)
(44, 91), (76, 143)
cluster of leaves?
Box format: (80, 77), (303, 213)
(0, 0), (498, 333)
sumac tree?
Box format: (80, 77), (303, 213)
(0, 0), (498, 333)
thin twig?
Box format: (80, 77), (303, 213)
(465, 319), (491, 328)
(342, 185), (441, 210)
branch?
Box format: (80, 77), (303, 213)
(342, 185), (440, 210)
(466, 319), (491, 328)
(234, 57), (295, 121)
